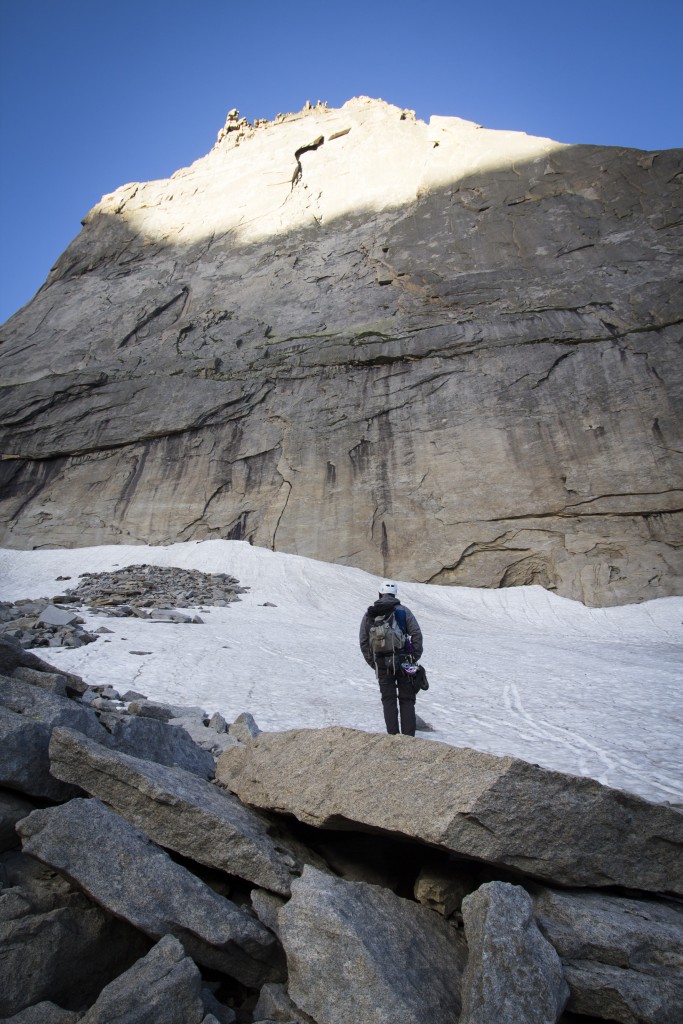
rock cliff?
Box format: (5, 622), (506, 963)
(1, 97), (681, 605)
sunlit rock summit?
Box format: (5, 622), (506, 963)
(1, 97), (681, 605)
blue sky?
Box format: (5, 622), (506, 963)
(1, 0), (681, 325)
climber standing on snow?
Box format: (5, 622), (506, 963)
(359, 581), (424, 737)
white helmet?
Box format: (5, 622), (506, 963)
(379, 581), (398, 595)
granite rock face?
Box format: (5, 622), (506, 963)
(1, 98), (681, 606)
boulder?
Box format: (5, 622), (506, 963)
(0, 707), (82, 801)
(250, 889), (286, 940)
(148, 609), (194, 622)
(16, 798), (284, 986)
(216, 727), (683, 895)
(168, 714), (241, 755)
(37, 605), (79, 628)
(0, 849), (149, 1017)
(460, 881), (568, 1023)
(49, 727), (303, 895)
(105, 714), (216, 779)
(532, 886), (683, 1024)
(228, 712), (261, 743)
(414, 862), (478, 918)
(252, 983), (307, 1024)
(559, 961), (683, 1024)
(0, 1003), (82, 1023)
(209, 712), (228, 733)
(127, 699), (205, 723)
(0, 635), (84, 691)
(78, 935), (205, 1024)
(279, 865), (466, 1024)
(11, 667), (68, 697)
(0, 674), (107, 742)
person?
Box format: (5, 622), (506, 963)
(359, 581), (423, 737)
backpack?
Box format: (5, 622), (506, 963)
(369, 608), (407, 656)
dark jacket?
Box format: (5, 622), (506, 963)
(359, 595), (423, 666)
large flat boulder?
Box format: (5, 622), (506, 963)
(49, 727), (302, 894)
(216, 727), (683, 895)
(279, 865), (466, 1024)
(16, 798), (284, 987)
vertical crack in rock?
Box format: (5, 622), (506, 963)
(272, 480), (293, 550)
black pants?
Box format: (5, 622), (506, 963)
(376, 656), (416, 736)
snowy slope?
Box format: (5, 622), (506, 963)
(1, 540), (681, 805)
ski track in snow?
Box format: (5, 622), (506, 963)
(1, 540), (681, 805)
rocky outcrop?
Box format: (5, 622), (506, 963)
(214, 726), (683, 895)
(0, 668), (216, 783)
(1, 598), (98, 651)
(1, 98), (681, 606)
(60, 564), (248, 612)
(2, 644), (683, 1022)
(1, 565), (247, 652)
